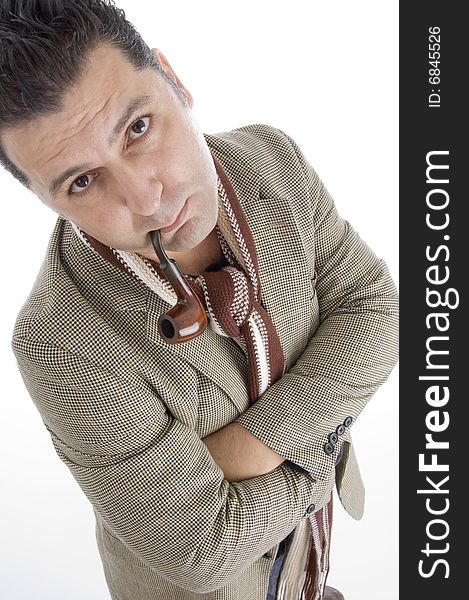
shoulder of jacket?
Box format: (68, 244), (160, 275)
(205, 123), (300, 160)
(205, 124), (311, 196)
(205, 122), (297, 147)
(13, 217), (68, 339)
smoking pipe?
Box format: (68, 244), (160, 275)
(150, 230), (207, 344)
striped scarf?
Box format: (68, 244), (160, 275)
(72, 155), (332, 599)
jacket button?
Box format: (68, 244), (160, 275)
(324, 442), (335, 455)
(306, 503), (316, 514)
(344, 416), (353, 427)
(328, 432), (339, 444)
(336, 424), (346, 436)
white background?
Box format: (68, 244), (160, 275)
(0, 1), (398, 598)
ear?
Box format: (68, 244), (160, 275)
(151, 48), (193, 108)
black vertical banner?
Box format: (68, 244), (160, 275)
(400, 2), (465, 598)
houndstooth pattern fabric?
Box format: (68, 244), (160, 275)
(12, 124), (399, 599)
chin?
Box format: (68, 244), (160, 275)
(164, 216), (212, 253)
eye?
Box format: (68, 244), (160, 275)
(70, 172), (98, 195)
(128, 116), (151, 142)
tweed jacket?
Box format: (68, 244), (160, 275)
(12, 124), (399, 600)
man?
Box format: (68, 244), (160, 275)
(1, 1), (399, 599)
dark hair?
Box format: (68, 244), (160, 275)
(0, 0), (173, 188)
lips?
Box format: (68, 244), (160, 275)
(159, 200), (189, 234)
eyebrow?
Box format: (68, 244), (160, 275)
(48, 94), (153, 198)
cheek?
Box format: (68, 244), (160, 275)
(68, 204), (121, 240)
(90, 207), (132, 235)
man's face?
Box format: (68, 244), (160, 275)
(1, 44), (219, 258)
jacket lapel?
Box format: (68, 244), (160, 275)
(245, 192), (315, 369)
(145, 290), (251, 414)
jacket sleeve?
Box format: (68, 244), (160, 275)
(12, 337), (330, 593)
(234, 128), (399, 482)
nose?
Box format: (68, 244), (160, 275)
(114, 160), (162, 216)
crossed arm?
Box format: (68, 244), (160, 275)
(202, 422), (285, 482)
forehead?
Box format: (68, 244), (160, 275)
(55, 43), (150, 113)
(1, 44), (157, 195)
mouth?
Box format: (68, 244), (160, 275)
(159, 199), (189, 234)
